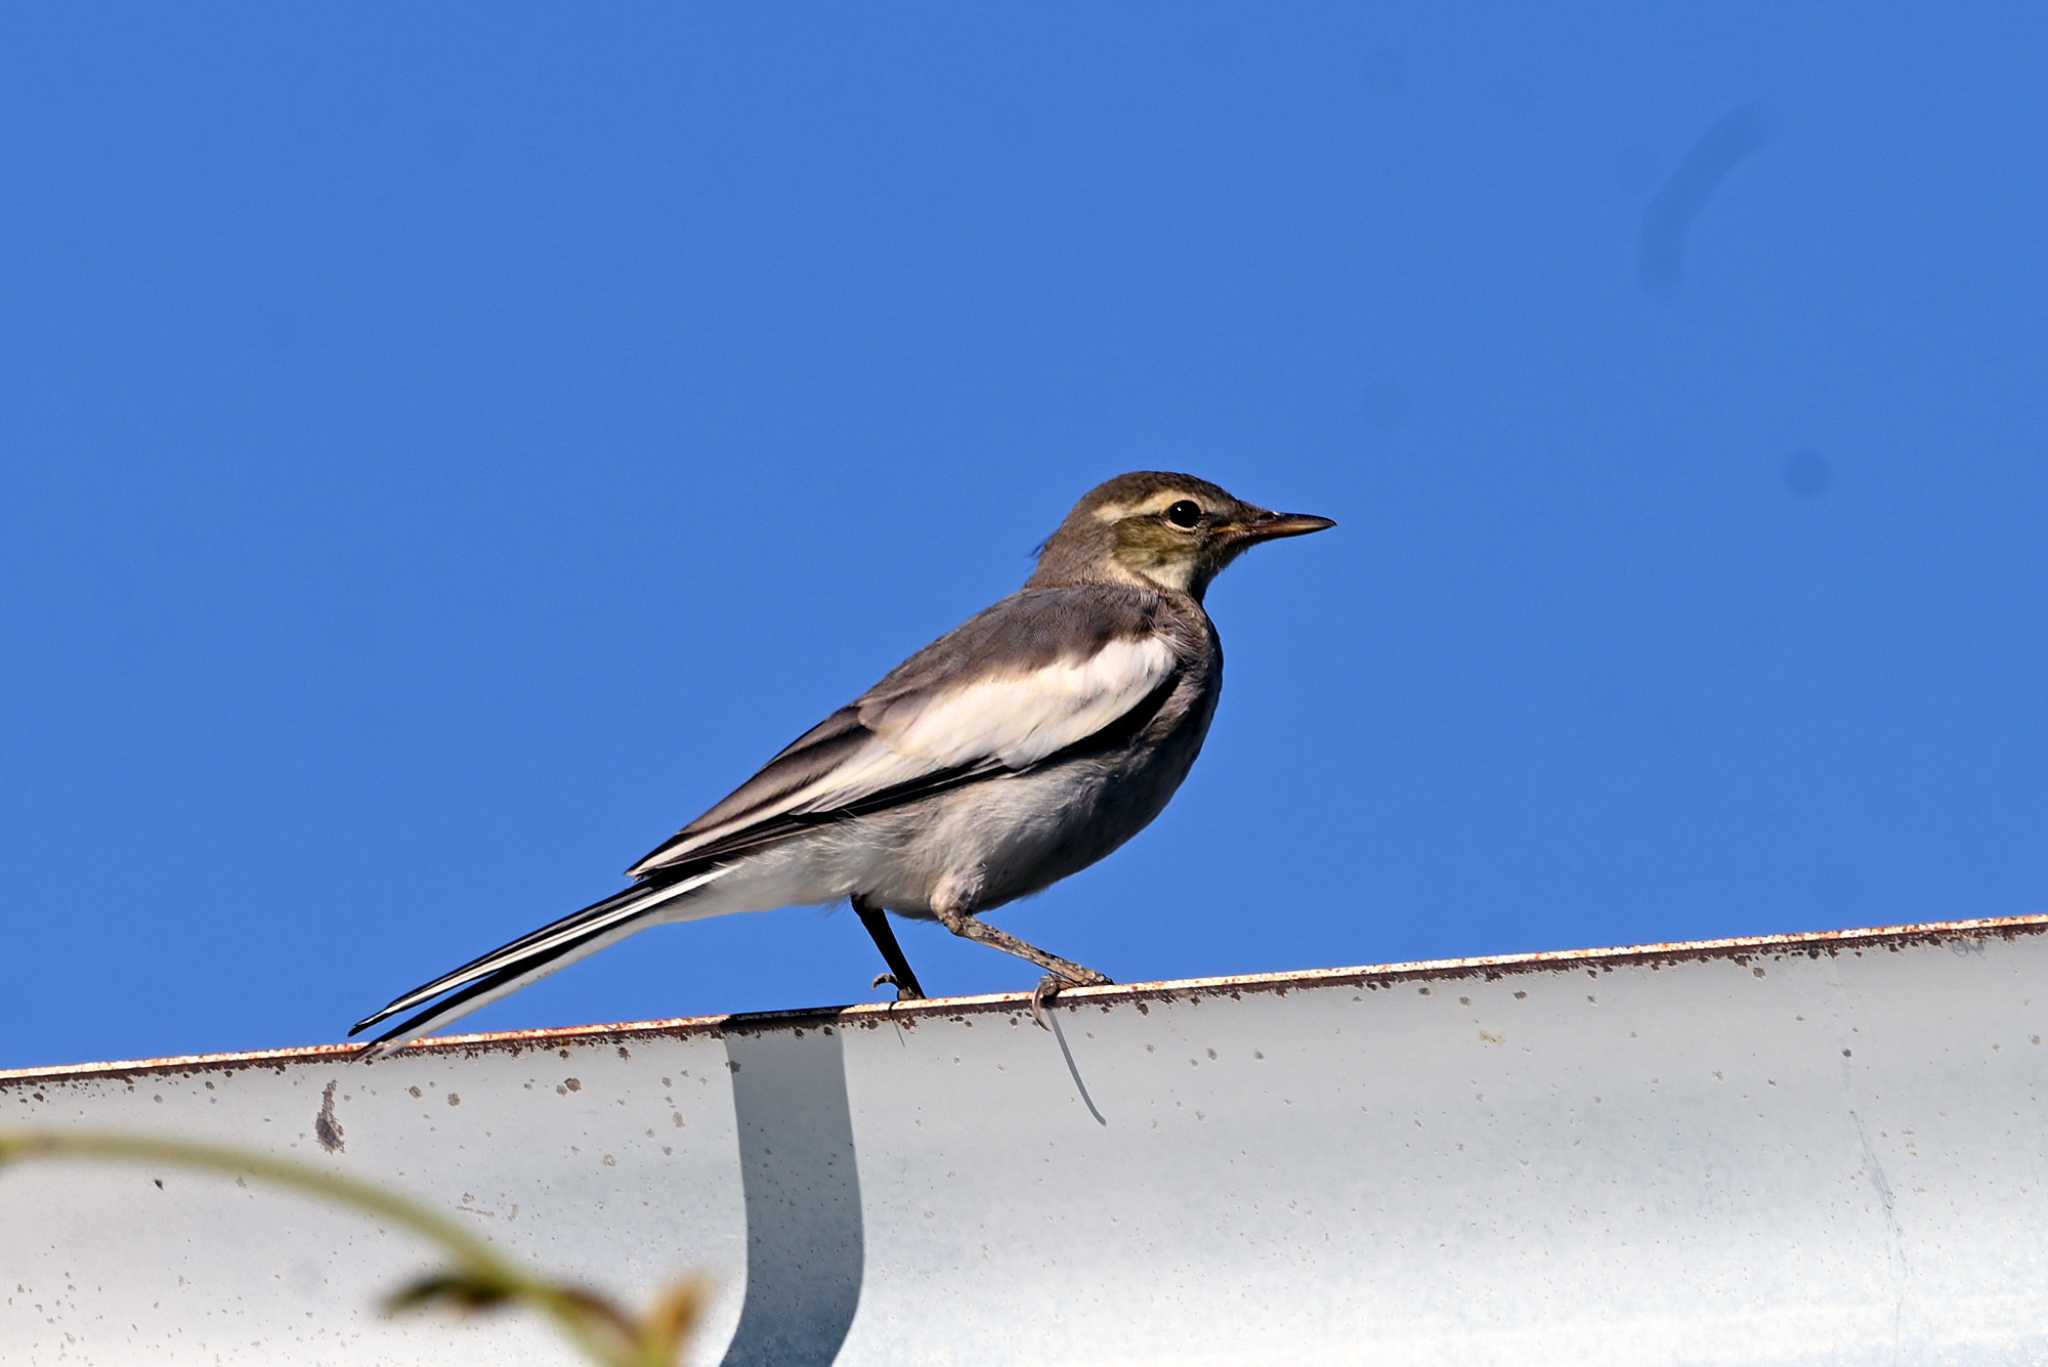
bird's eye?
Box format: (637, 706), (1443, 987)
(1165, 500), (1203, 529)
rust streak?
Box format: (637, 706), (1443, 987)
(5, 914), (2044, 1085)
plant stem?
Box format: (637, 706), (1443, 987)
(0, 1129), (651, 1367)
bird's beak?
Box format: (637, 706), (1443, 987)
(1226, 510), (1337, 545)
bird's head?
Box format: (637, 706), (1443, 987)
(1027, 471), (1335, 600)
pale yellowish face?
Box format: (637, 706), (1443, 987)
(1089, 486), (1335, 595)
(1098, 488), (1250, 593)
(1028, 472), (1333, 598)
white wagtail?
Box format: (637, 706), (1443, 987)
(351, 472), (1332, 1053)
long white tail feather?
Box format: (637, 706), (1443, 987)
(355, 917), (656, 1058)
(354, 864), (743, 1055)
(383, 867), (730, 1020)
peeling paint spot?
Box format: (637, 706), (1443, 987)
(1478, 1030), (1505, 1045)
(314, 1082), (345, 1153)
(408, 1086), (422, 1099)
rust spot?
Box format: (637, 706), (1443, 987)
(1752, 966), (1766, 978)
(408, 1086), (422, 1099)
(1513, 990), (1528, 1000)
(314, 1081), (345, 1153)
(1478, 1029), (1505, 1045)
(446, 1092), (461, 1107)
(563, 1077), (582, 1092)
(616, 1047), (632, 1060)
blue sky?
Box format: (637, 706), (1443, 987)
(4, 4), (2043, 1069)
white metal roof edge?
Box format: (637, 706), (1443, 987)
(7, 912), (2044, 1086)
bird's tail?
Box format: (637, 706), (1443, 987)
(349, 864), (736, 1058)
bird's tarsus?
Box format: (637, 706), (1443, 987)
(853, 896), (928, 1000)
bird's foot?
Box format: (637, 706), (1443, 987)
(1029, 969), (1113, 1030)
(872, 972), (925, 1002)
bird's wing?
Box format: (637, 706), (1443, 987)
(625, 586), (1179, 877)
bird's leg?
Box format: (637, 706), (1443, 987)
(852, 895), (926, 1001)
(931, 905), (1112, 1029)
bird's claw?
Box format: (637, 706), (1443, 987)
(872, 972), (924, 1002)
(1030, 971), (1110, 1030)
(1030, 977), (1059, 1030)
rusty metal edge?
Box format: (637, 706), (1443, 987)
(6, 913), (2044, 1087)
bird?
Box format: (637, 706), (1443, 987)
(350, 472), (1333, 1055)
